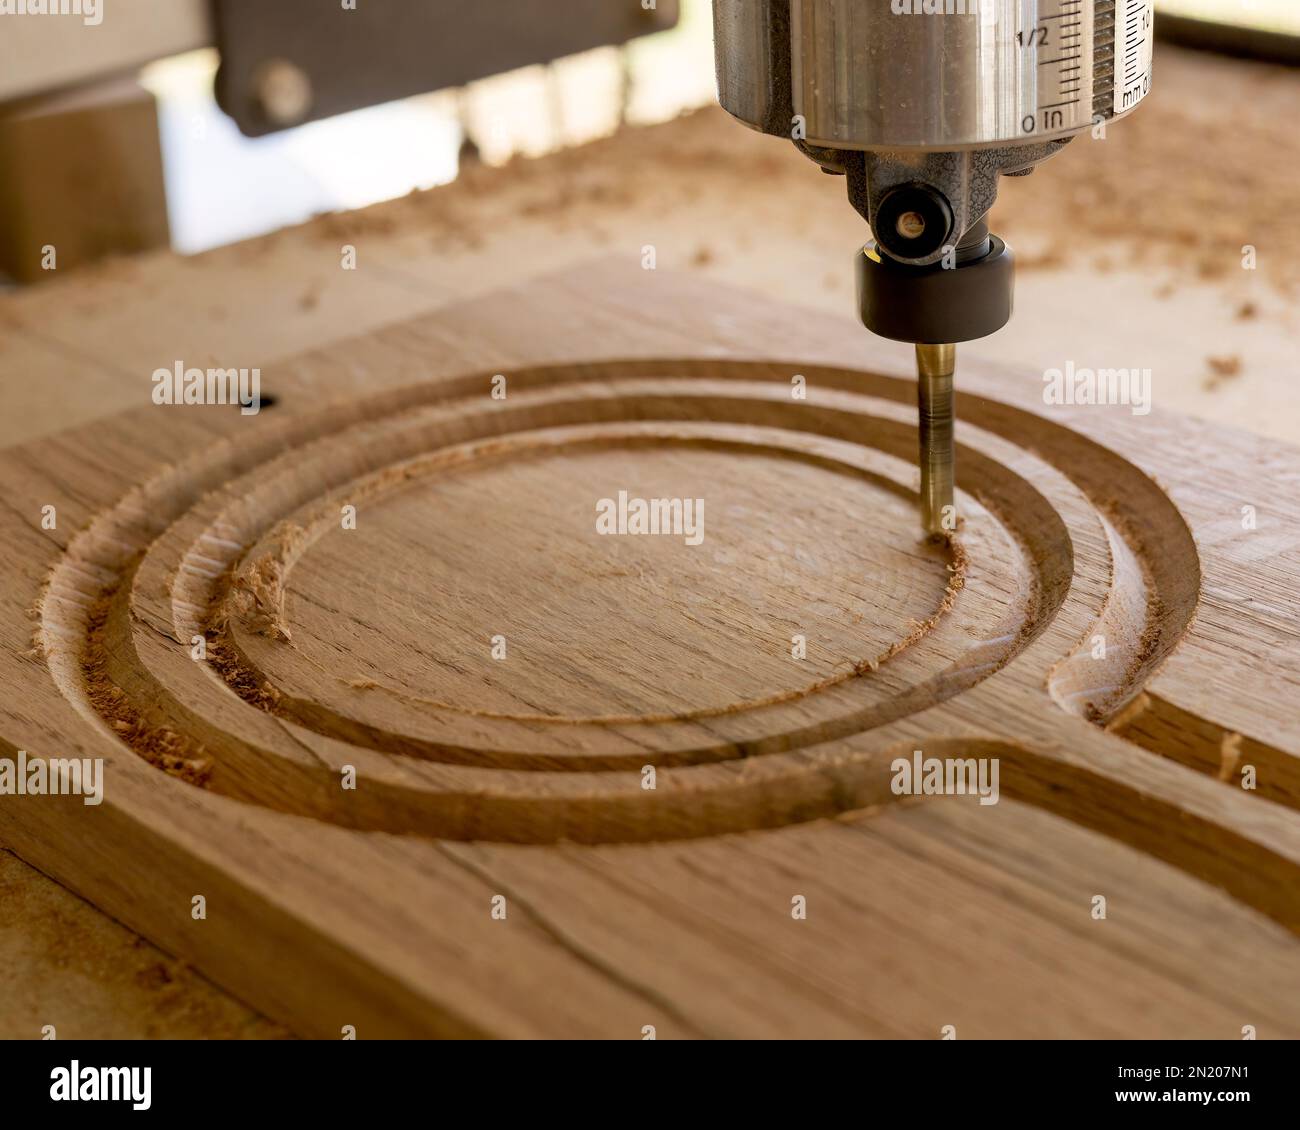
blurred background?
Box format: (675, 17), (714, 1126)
(0, 0), (1295, 264)
(140, 1), (716, 253)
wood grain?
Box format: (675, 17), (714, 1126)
(2, 258), (1298, 1038)
(0, 78), (170, 283)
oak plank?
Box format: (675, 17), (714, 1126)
(0, 257), (1297, 1039)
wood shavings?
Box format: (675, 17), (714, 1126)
(1204, 354), (1243, 392)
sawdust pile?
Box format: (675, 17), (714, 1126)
(996, 51), (1299, 290)
(81, 585), (213, 785)
(298, 48), (1299, 295)
(229, 522), (309, 642)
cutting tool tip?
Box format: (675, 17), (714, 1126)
(914, 343), (956, 538)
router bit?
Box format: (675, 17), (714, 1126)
(915, 341), (955, 537)
(710, 0), (1156, 534)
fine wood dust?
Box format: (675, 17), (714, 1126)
(998, 53), (1299, 291)
(287, 49), (1299, 295)
(1218, 731), (1244, 783)
(860, 535), (968, 673)
(229, 522), (310, 642)
(1204, 354), (1243, 391)
(80, 581), (213, 786)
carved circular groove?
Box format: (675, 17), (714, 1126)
(259, 439), (949, 714)
(201, 410), (1034, 774)
(41, 359), (1198, 843)
(224, 430), (969, 734)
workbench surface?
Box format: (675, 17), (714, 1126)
(0, 44), (1295, 1038)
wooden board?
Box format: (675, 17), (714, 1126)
(2, 258), (1299, 1038)
(0, 78), (170, 284)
